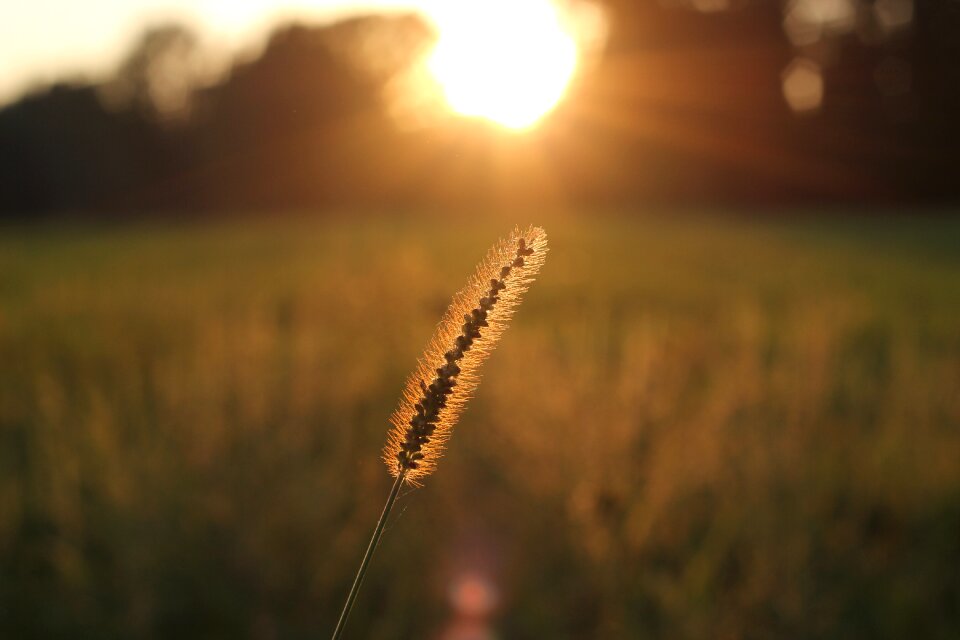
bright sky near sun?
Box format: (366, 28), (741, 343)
(0, 1), (420, 105)
(427, 0), (578, 129)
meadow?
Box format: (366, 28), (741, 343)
(1, 212), (958, 639)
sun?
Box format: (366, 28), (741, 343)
(423, 0), (579, 130)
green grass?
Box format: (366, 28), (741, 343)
(1, 212), (959, 639)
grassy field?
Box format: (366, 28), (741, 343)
(1, 213), (959, 639)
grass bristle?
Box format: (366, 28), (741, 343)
(383, 225), (548, 484)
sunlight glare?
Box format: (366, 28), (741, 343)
(424, 0), (579, 130)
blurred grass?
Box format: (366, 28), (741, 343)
(0, 212), (959, 639)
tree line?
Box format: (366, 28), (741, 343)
(1, 1), (957, 218)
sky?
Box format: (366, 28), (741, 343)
(0, 0), (423, 105)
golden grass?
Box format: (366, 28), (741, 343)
(384, 226), (548, 483)
(334, 226), (547, 639)
(1, 214), (959, 638)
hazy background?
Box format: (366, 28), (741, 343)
(1, 1), (959, 638)
(2, 0), (959, 214)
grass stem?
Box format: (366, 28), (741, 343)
(331, 470), (406, 640)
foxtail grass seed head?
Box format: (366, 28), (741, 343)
(383, 226), (548, 484)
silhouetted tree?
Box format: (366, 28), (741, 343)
(101, 24), (206, 123)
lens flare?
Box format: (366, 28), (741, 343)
(424, 0), (579, 130)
